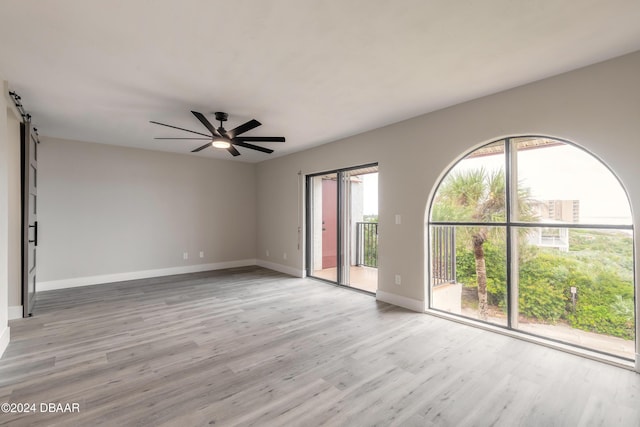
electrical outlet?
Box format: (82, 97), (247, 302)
(395, 274), (401, 285)
(199, 251), (204, 258)
(395, 214), (402, 225)
(183, 252), (188, 260)
(266, 249), (270, 257)
(283, 252), (287, 260)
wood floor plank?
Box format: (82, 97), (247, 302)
(0, 266), (638, 426)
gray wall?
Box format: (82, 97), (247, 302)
(0, 80), (11, 355)
(255, 52), (640, 327)
(38, 138), (257, 285)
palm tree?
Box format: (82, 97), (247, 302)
(432, 167), (534, 320)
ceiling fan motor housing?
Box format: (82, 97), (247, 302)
(214, 112), (228, 122)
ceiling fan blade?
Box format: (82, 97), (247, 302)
(227, 145), (241, 156)
(191, 111), (223, 138)
(233, 141), (274, 154)
(227, 119), (261, 138)
(191, 142), (212, 152)
(150, 121), (211, 138)
(235, 136), (285, 142)
(154, 137), (211, 140)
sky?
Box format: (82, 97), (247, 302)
(362, 173), (378, 215)
(453, 144), (632, 225)
(358, 142), (632, 223)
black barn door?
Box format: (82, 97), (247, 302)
(21, 120), (38, 317)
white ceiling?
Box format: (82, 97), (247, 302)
(1, 1), (639, 163)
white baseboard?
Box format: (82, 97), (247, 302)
(0, 326), (9, 358)
(37, 259), (257, 291)
(376, 290), (424, 312)
(256, 259), (305, 278)
(9, 306), (23, 320)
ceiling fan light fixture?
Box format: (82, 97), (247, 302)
(211, 139), (231, 149)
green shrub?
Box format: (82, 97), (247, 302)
(518, 280), (565, 322)
(568, 303), (634, 340)
(452, 231), (635, 340)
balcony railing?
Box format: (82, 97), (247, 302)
(354, 223), (455, 280)
(356, 222), (378, 268)
(432, 225), (456, 285)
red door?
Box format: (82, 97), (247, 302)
(322, 178), (337, 268)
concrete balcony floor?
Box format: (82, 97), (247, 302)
(312, 265), (377, 293)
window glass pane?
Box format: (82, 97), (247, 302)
(431, 225), (507, 327)
(514, 226), (635, 359)
(514, 137), (631, 225)
(431, 141), (505, 223)
(346, 169), (378, 293)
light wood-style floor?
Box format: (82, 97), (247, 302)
(1, 266), (639, 426)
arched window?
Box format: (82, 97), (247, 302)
(428, 136), (635, 361)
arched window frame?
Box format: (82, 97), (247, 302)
(427, 135), (635, 362)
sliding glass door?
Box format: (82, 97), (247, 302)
(307, 164), (378, 293)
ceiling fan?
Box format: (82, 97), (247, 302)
(150, 111), (285, 157)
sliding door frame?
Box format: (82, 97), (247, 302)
(305, 162), (378, 289)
